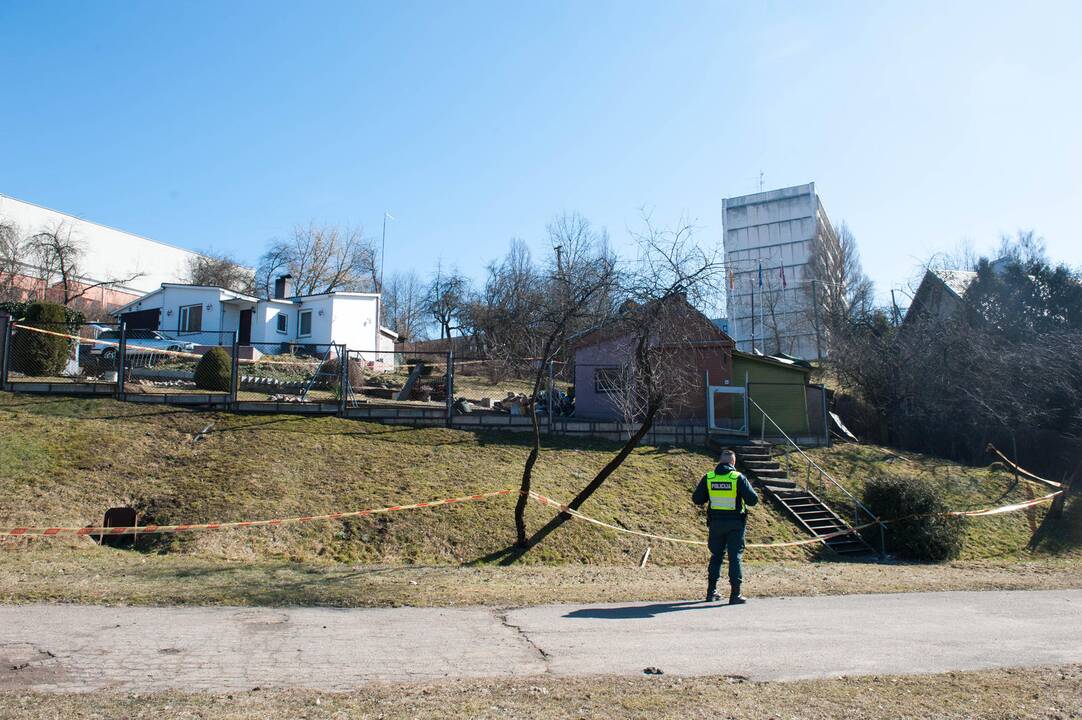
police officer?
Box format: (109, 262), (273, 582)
(692, 449), (759, 604)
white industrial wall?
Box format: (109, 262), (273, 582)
(723, 183), (828, 360)
(0, 194), (207, 296)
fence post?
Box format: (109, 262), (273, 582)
(445, 349), (454, 428)
(338, 345), (348, 416)
(229, 332), (240, 406)
(878, 522), (887, 560)
(547, 358), (554, 435)
(116, 320), (127, 398)
(0, 313), (10, 388)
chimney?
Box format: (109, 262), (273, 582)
(273, 274), (293, 300)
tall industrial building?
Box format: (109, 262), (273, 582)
(0, 193), (207, 316)
(722, 182), (836, 361)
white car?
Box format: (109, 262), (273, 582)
(91, 329), (197, 362)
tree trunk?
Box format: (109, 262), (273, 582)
(500, 401), (660, 564)
(514, 344), (556, 546)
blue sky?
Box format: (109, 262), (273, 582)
(2, 1), (1080, 307)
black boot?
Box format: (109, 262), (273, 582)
(706, 584), (721, 602)
(729, 584), (747, 605)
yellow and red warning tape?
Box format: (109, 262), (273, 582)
(0, 485), (1065, 548)
(0, 490), (512, 538)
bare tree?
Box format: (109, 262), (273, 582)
(807, 221), (874, 346)
(30, 221), (144, 307)
(498, 214), (724, 561)
(184, 250), (255, 293)
(0, 218), (27, 302)
(381, 270), (428, 341)
(255, 223), (377, 298)
(490, 216), (618, 547)
(425, 262), (471, 340)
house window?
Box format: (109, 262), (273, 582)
(299, 310), (312, 337)
(594, 367), (624, 394)
(276, 313), (288, 334)
(179, 304), (202, 333)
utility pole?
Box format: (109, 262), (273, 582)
(749, 282), (756, 353)
(811, 279), (823, 361)
(379, 212), (394, 292)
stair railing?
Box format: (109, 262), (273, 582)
(749, 397), (886, 558)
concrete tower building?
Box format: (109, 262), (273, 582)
(722, 182), (836, 361)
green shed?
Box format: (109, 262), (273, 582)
(731, 351), (816, 439)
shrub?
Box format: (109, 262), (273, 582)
(10, 302), (71, 376)
(321, 356), (365, 390)
(194, 346), (232, 391)
(863, 475), (966, 562)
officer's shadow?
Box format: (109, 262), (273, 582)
(564, 600), (723, 620)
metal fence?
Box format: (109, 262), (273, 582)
(121, 328), (236, 397)
(4, 321), (120, 390)
(236, 342), (345, 403)
(344, 350), (449, 407)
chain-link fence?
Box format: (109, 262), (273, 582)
(122, 329), (236, 397)
(4, 321), (120, 388)
(344, 350), (448, 407)
(236, 342), (344, 403)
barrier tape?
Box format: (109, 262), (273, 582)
(13, 324), (554, 372)
(986, 444), (1063, 489)
(0, 489), (512, 538)
(12, 324), (333, 367)
(526, 488), (1066, 550)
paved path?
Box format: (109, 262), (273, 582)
(1, 589), (1080, 692)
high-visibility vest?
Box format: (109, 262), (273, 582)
(706, 470), (744, 513)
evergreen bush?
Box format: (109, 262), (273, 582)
(194, 346), (232, 392)
(863, 475), (966, 562)
(10, 302), (71, 376)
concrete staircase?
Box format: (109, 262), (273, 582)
(733, 443), (874, 556)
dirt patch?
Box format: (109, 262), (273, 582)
(0, 665), (1079, 719)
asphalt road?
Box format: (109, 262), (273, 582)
(1, 589), (1079, 692)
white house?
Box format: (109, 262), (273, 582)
(111, 276), (398, 367)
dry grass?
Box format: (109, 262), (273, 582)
(1, 545), (1080, 607)
(1, 392), (1078, 609)
(0, 392), (807, 568)
(1, 665), (1079, 719)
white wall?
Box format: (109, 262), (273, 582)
(0, 194), (208, 295)
(327, 295), (379, 354)
(250, 301), (295, 347)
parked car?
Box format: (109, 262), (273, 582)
(91, 329), (197, 365)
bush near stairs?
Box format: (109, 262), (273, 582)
(863, 476), (966, 561)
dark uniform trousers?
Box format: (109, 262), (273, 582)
(707, 515), (747, 588)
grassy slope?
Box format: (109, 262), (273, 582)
(0, 393), (809, 567)
(1, 392), (1079, 607)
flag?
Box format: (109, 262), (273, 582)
(728, 269), (735, 289)
(779, 264), (787, 288)
(757, 262), (763, 288)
